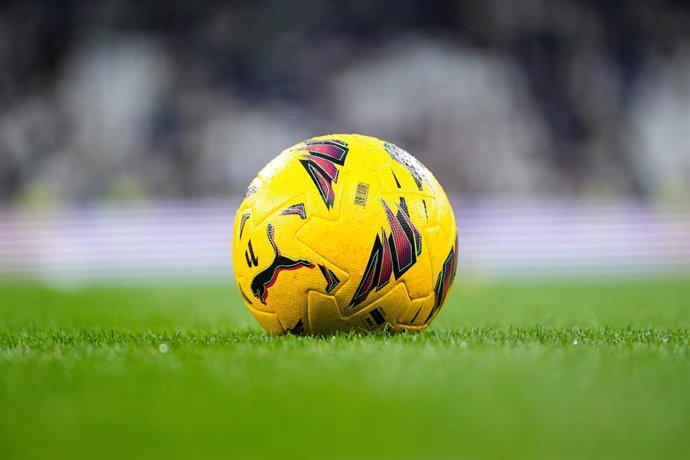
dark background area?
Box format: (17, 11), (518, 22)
(1, 0), (689, 204)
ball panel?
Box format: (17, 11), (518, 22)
(307, 291), (350, 334)
(397, 294), (435, 328)
(431, 176), (456, 242)
(349, 282), (411, 331)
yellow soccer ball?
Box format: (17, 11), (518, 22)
(232, 134), (457, 335)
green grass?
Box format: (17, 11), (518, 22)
(0, 277), (688, 459)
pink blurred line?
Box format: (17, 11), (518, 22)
(0, 198), (687, 280)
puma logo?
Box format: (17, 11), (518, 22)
(250, 224), (314, 304)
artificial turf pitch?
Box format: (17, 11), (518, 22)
(0, 277), (688, 459)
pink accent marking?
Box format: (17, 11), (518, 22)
(384, 201), (412, 268)
(439, 256), (454, 306)
(357, 251), (379, 302)
(305, 143), (345, 161)
(313, 166), (335, 204)
(378, 229), (392, 288)
(397, 203), (422, 256)
(308, 155), (339, 182)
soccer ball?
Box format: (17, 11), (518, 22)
(232, 134), (457, 335)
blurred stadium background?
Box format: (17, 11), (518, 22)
(0, 0), (688, 281)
